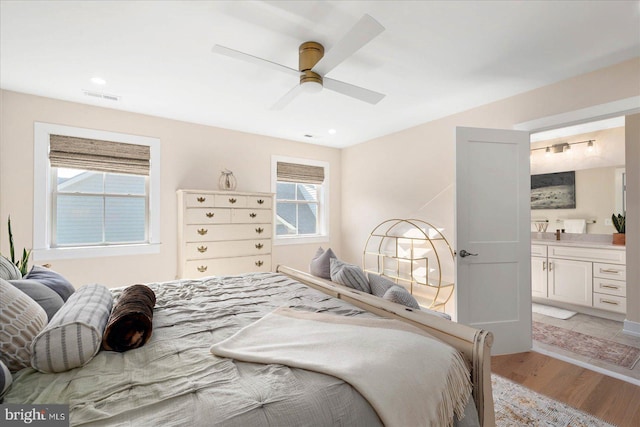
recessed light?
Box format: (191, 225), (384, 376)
(90, 77), (106, 85)
(328, 129), (337, 135)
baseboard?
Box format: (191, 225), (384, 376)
(623, 319), (640, 338)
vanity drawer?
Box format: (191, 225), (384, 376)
(531, 244), (547, 257)
(548, 245), (625, 263)
(593, 263), (626, 281)
(593, 277), (626, 297)
(593, 293), (626, 314)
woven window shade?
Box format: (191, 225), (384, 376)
(277, 162), (325, 184)
(49, 134), (150, 175)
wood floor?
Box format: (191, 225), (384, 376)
(492, 351), (640, 427)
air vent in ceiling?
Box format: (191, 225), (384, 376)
(82, 90), (120, 102)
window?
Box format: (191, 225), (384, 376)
(34, 123), (160, 260)
(272, 156), (329, 244)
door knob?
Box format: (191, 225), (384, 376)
(459, 249), (478, 258)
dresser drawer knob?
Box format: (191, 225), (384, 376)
(197, 197), (206, 203)
(197, 245), (208, 253)
(197, 228), (208, 235)
(257, 199), (264, 205)
(197, 265), (208, 273)
(255, 260), (264, 267)
(255, 243), (264, 249)
(255, 227), (264, 234)
(206, 212), (215, 218)
(249, 213), (257, 218)
(229, 198), (237, 204)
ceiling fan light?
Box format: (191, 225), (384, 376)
(301, 80), (323, 94)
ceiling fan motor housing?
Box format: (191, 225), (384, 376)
(299, 41), (323, 86)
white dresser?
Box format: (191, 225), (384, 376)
(531, 241), (626, 314)
(177, 190), (274, 279)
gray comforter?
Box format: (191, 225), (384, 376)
(5, 272), (478, 426)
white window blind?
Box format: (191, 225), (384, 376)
(276, 161), (325, 184)
(49, 134), (150, 176)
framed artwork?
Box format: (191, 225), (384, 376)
(531, 171), (576, 210)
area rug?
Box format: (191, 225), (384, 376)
(532, 303), (577, 320)
(533, 321), (640, 369)
(492, 374), (615, 426)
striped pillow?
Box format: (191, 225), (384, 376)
(383, 285), (420, 309)
(330, 258), (371, 294)
(367, 273), (395, 298)
(31, 283), (113, 373)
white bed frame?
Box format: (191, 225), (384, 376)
(277, 265), (495, 427)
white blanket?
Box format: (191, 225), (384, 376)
(210, 307), (471, 427)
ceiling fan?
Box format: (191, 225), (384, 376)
(212, 14), (386, 110)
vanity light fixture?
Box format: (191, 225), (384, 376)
(531, 139), (595, 156)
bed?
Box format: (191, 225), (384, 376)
(3, 267), (494, 427)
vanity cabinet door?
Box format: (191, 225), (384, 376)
(548, 258), (593, 307)
(531, 257), (548, 298)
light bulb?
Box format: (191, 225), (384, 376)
(587, 141), (594, 152)
(300, 81), (322, 93)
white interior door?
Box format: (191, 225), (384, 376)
(455, 126), (531, 355)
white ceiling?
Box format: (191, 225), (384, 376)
(1, 1), (639, 148)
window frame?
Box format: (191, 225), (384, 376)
(271, 155), (329, 245)
(33, 122), (161, 260)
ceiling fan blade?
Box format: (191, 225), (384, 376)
(323, 77), (385, 105)
(212, 44), (299, 77)
(312, 14), (384, 76)
(271, 84), (304, 110)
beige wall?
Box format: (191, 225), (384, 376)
(625, 113), (639, 324)
(0, 90), (342, 287)
(341, 58), (639, 315)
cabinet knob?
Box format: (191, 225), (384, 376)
(197, 265), (208, 273)
(255, 260), (264, 267)
(197, 245), (208, 253)
(255, 243), (264, 249)
(255, 227), (264, 234)
(249, 213), (257, 218)
(197, 197), (206, 203)
(229, 198), (237, 204)
(206, 212), (215, 218)
(257, 199), (264, 204)
(197, 228), (208, 235)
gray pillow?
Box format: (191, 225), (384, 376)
(309, 247), (337, 280)
(330, 258), (371, 293)
(0, 256), (21, 280)
(383, 285), (420, 309)
(9, 279), (65, 321)
(367, 273), (395, 298)
(25, 265), (75, 301)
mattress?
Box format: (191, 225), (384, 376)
(5, 272), (478, 426)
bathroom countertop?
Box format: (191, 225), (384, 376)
(531, 237), (626, 250)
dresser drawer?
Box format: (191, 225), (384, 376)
(231, 209), (272, 224)
(185, 256), (272, 278)
(593, 263), (626, 281)
(215, 194), (247, 207)
(593, 293), (626, 314)
(247, 196), (272, 209)
(593, 277), (626, 297)
(185, 240), (271, 259)
(531, 244), (547, 257)
(185, 224), (271, 242)
(185, 193), (216, 207)
(548, 245), (625, 264)
(185, 208), (231, 224)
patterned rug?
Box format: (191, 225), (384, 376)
(533, 321), (640, 369)
(492, 374), (615, 426)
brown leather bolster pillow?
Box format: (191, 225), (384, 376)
(102, 284), (156, 352)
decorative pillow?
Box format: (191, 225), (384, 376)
(367, 273), (396, 298)
(0, 360), (12, 401)
(25, 265), (75, 301)
(9, 279), (65, 321)
(0, 256), (21, 281)
(330, 258), (371, 294)
(383, 285), (420, 309)
(31, 283), (113, 373)
(0, 278), (48, 372)
(309, 247), (337, 280)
